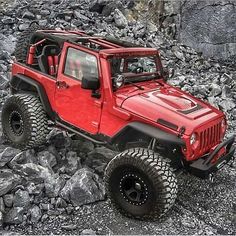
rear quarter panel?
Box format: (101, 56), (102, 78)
(11, 62), (56, 109)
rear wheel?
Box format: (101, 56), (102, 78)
(1, 94), (49, 149)
(104, 148), (178, 220)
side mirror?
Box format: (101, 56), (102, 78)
(81, 76), (100, 90)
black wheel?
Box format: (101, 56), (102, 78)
(15, 22), (46, 63)
(104, 148), (178, 220)
(1, 94), (49, 149)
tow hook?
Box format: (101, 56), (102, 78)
(209, 173), (215, 183)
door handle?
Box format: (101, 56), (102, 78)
(56, 81), (69, 89)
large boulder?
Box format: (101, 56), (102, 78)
(0, 169), (21, 196)
(60, 168), (105, 206)
(0, 147), (21, 167)
(13, 189), (30, 208)
(4, 207), (24, 224)
(173, 0), (236, 60)
(28, 205), (42, 223)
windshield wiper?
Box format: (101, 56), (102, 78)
(126, 81), (144, 90)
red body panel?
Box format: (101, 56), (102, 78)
(11, 31), (226, 162)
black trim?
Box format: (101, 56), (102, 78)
(10, 74), (56, 119)
(178, 104), (203, 114)
(157, 119), (178, 131)
(188, 136), (235, 179)
(56, 120), (106, 145)
(110, 122), (185, 147)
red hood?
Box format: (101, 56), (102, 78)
(115, 83), (223, 135)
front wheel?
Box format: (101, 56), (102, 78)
(104, 148), (178, 220)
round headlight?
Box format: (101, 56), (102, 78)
(190, 133), (197, 145)
(113, 74), (125, 89)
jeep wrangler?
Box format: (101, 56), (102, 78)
(2, 24), (235, 220)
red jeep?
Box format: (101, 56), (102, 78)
(2, 24), (235, 220)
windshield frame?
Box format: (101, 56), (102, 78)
(109, 53), (164, 82)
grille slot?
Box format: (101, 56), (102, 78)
(199, 122), (221, 153)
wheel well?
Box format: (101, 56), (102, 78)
(11, 80), (37, 94)
(10, 74), (56, 119)
(112, 126), (151, 150)
(110, 122), (185, 168)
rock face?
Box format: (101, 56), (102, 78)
(165, 0), (236, 60)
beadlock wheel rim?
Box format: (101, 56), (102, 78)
(9, 111), (24, 135)
(119, 173), (148, 206)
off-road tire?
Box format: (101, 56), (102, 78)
(15, 22), (45, 63)
(105, 148), (178, 220)
(1, 94), (49, 149)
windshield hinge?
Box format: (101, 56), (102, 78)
(178, 126), (186, 137)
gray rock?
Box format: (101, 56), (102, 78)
(44, 173), (66, 198)
(102, 1), (122, 16)
(89, 0), (107, 13)
(74, 11), (90, 23)
(210, 83), (222, 97)
(13, 163), (52, 183)
(221, 85), (232, 98)
(65, 151), (81, 175)
(41, 214), (48, 222)
(219, 99), (236, 111)
(81, 229), (97, 235)
(60, 168), (105, 206)
(37, 150), (57, 169)
(55, 197), (67, 208)
(79, 141), (95, 153)
(61, 224), (77, 230)
(0, 74), (10, 90)
(0, 197), (5, 213)
(0, 211), (3, 228)
(0, 147), (21, 167)
(0, 169), (21, 196)
(22, 10), (35, 20)
(18, 23), (29, 31)
(39, 203), (51, 211)
(29, 205), (42, 223)
(3, 194), (14, 208)
(13, 190), (30, 208)
(26, 182), (44, 195)
(4, 207), (24, 224)
(9, 149), (38, 168)
(48, 130), (71, 149)
(65, 206), (74, 215)
(113, 8), (128, 29)
(1, 16), (15, 24)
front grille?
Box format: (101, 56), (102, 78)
(199, 122), (221, 153)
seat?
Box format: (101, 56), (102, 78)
(38, 45), (60, 76)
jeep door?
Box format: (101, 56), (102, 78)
(55, 42), (102, 134)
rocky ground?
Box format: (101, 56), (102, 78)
(0, 0), (235, 235)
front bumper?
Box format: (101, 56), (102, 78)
(188, 136), (235, 179)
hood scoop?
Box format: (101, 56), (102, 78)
(154, 93), (196, 110)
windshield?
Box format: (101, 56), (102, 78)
(110, 55), (162, 83)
